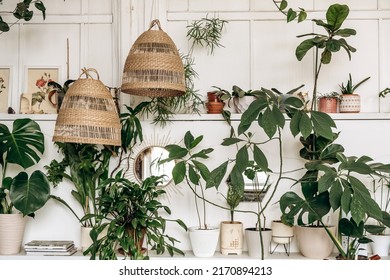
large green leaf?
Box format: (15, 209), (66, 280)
(296, 38), (316, 61)
(10, 170), (50, 216)
(172, 161), (186, 184)
(310, 111), (336, 140)
(0, 118), (45, 169)
(205, 161), (228, 189)
(326, 4), (349, 31)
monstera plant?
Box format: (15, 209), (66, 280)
(0, 118), (50, 216)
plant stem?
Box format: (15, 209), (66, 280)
(311, 47), (322, 111)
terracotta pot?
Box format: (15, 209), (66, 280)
(220, 221), (243, 255)
(318, 97), (338, 113)
(207, 91), (221, 102)
(339, 93), (360, 113)
(206, 101), (225, 114)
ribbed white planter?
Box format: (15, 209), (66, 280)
(295, 225), (336, 259)
(188, 226), (219, 257)
(245, 228), (272, 258)
(0, 213), (27, 255)
(368, 234), (390, 257)
(220, 221), (243, 255)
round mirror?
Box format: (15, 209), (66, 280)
(134, 146), (174, 188)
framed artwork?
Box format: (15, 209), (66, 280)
(0, 68), (10, 113)
(21, 67), (60, 114)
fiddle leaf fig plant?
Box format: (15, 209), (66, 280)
(0, 118), (50, 216)
(295, 4), (356, 110)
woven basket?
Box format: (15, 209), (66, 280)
(53, 68), (121, 146)
(121, 19), (185, 97)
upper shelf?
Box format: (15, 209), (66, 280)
(3, 113), (390, 122)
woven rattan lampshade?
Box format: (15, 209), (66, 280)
(121, 19), (185, 97)
(53, 68), (121, 146)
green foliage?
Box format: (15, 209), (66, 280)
(164, 131), (215, 229)
(0, 1), (49, 33)
(45, 103), (147, 227)
(272, 0), (307, 23)
(86, 175), (186, 260)
(0, 118), (50, 215)
(339, 74), (371, 95)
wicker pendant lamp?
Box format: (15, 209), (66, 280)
(121, 19), (185, 97)
(53, 68), (121, 146)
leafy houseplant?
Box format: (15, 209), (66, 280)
(339, 74), (371, 95)
(0, 118), (51, 254)
(85, 175), (187, 260)
(0, 118), (50, 216)
(0, 0), (47, 33)
(317, 92), (342, 113)
(293, 4), (357, 110)
(46, 103), (149, 236)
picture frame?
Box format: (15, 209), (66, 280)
(21, 67), (60, 114)
(0, 68), (11, 113)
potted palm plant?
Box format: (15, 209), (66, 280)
(0, 118), (51, 254)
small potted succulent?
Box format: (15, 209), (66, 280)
(339, 74), (370, 113)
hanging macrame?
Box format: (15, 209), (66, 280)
(121, 19), (185, 97)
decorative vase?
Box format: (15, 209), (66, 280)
(271, 220), (294, 244)
(80, 226), (93, 253)
(368, 234), (390, 257)
(232, 96), (256, 113)
(220, 221), (243, 255)
(245, 227), (272, 258)
(318, 97), (338, 113)
(188, 226), (219, 257)
(339, 94), (360, 113)
(295, 225), (336, 259)
(0, 213), (27, 255)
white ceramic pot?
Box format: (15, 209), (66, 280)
(339, 94), (360, 113)
(271, 220), (294, 244)
(368, 234), (390, 256)
(245, 227), (272, 258)
(0, 213), (27, 255)
(220, 221), (243, 255)
(188, 226), (219, 257)
(80, 226), (93, 252)
(295, 225), (336, 259)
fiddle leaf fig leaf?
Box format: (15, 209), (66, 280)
(311, 111), (336, 140)
(326, 4), (349, 31)
(296, 38), (316, 61)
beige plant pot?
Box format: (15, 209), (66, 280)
(0, 213), (27, 255)
(81, 226), (108, 253)
(368, 234), (390, 257)
(245, 227), (272, 258)
(295, 225), (336, 259)
(220, 221), (243, 255)
(339, 93), (360, 113)
(271, 220), (294, 244)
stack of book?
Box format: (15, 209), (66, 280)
(24, 240), (77, 256)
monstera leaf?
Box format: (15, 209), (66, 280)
(0, 118), (45, 169)
(10, 171), (50, 216)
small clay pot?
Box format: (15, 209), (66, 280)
(206, 101), (225, 114)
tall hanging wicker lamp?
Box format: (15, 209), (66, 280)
(53, 68), (121, 146)
(121, 19), (185, 97)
